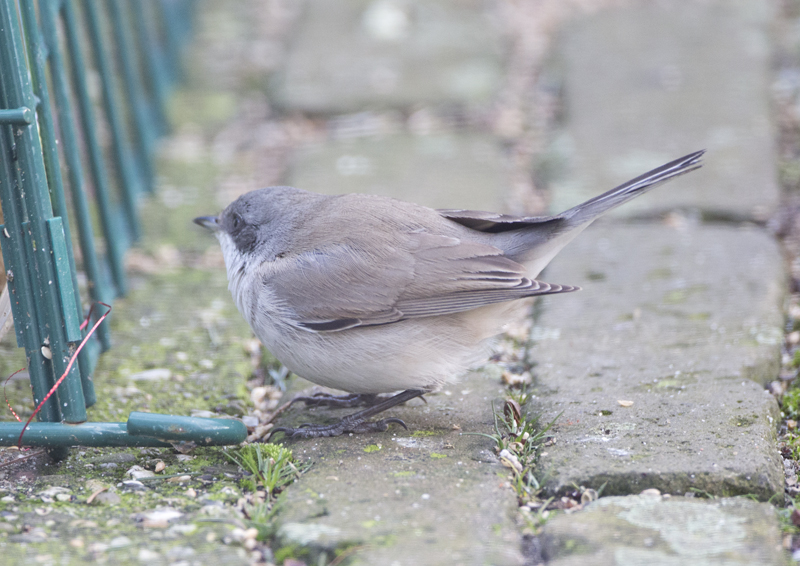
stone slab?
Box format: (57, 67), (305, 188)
(274, 370), (524, 566)
(271, 0), (505, 113)
(287, 131), (510, 210)
(528, 223), (784, 499)
(545, 0), (779, 220)
(539, 493), (788, 566)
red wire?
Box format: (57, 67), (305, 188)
(16, 302), (111, 449)
(3, 369), (26, 423)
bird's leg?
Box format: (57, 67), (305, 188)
(271, 389), (425, 439)
(288, 392), (379, 409)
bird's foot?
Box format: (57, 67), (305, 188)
(271, 416), (408, 439)
(289, 392), (379, 409)
(271, 389), (425, 440)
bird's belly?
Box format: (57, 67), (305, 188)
(251, 308), (509, 394)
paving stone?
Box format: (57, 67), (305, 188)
(528, 223), (784, 499)
(545, 0), (779, 220)
(274, 370), (524, 566)
(271, 0), (505, 113)
(287, 131), (510, 210)
(539, 493), (788, 566)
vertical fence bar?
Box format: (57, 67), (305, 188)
(0, 143), (60, 424)
(83, 0), (142, 242)
(157, 0), (187, 83)
(61, 0), (127, 295)
(39, 0), (112, 361)
(132, 1), (170, 134)
(109, 0), (157, 193)
(19, 0), (97, 408)
(0, 0), (85, 423)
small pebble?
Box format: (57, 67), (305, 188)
(138, 549), (161, 561)
(127, 466), (155, 480)
(129, 368), (172, 381)
(498, 449), (523, 472)
(580, 489), (598, 504)
(109, 536), (131, 548)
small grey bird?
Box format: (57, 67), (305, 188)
(195, 150), (704, 438)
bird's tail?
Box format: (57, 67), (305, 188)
(562, 149), (705, 226)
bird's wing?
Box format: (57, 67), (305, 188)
(262, 231), (577, 332)
(436, 209), (563, 233)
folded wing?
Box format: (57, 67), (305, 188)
(262, 231), (577, 332)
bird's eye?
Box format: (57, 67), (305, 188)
(231, 213), (242, 230)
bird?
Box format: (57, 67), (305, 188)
(194, 150), (704, 438)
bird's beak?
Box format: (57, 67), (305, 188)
(193, 216), (221, 231)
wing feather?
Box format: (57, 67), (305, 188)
(262, 231), (577, 332)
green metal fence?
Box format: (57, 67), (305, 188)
(0, 0), (246, 451)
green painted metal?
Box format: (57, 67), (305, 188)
(0, 422), (172, 448)
(61, 0), (128, 296)
(46, 218), (81, 343)
(0, 22), (58, 426)
(0, 413), (245, 448)
(39, 0), (112, 357)
(83, 0), (143, 243)
(0, 107), (32, 125)
(0, 0), (240, 451)
(158, 0), (196, 84)
(132, 1), (171, 133)
(0, 0), (86, 424)
(127, 412), (248, 445)
(19, 0), (98, 407)
(109, 0), (158, 193)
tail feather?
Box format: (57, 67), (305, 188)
(562, 150), (705, 226)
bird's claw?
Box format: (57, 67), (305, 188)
(270, 416), (408, 439)
(289, 392), (379, 409)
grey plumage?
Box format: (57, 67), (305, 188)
(195, 150), (704, 435)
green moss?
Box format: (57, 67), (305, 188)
(688, 312), (711, 321)
(363, 444), (382, 453)
(430, 453), (447, 459)
(411, 430), (437, 437)
(391, 471), (415, 477)
(647, 267), (672, 280)
(661, 284), (708, 305)
(731, 414), (759, 428)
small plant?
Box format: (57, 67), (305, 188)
(242, 495), (284, 541)
(786, 432), (800, 461)
(225, 443), (310, 497)
(784, 387), (800, 421)
(467, 394), (559, 508)
(778, 493), (800, 538)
